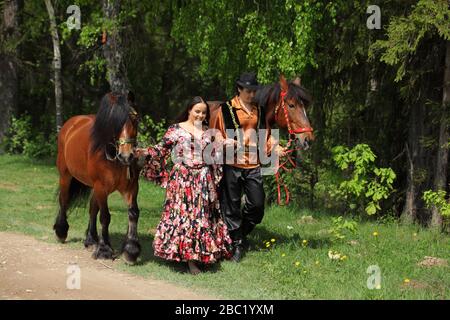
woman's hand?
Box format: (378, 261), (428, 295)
(134, 148), (150, 168)
(134, 148), (148, 159)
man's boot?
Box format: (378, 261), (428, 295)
(241, 222), (256, 250)
(232, 243), (244, 262)
(232, 240), (245, 262)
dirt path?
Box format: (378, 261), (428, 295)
(0, 232), (213, 300)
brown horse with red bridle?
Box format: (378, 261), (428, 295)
(256, 75), (314, 150)
(54, 92), (142, 264)
(208, 75), (314, 204)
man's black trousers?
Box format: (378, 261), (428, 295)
(219, 165), (265, 245)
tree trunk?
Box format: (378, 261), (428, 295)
(0, 0), (22, 150)
(402, 141), (417, 224)
(44, 0), (63, 132)
(402, 90), (428, 224)
(431, 40), (450, 228)
(102, 0), (130, 94)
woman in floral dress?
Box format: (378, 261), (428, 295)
(139, 96), (234, 275)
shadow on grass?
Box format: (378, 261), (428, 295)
(249, 226), (333, 250)
(108, 232), (224, 274)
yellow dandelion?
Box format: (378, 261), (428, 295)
(271, 238), (276, 243)
(303, 270), (307, 274)
(265, 242), (271, 247)
(404, 278), (410, 283)
(340, 255), (347, 261)
(373, 231), (379, 237)
(413, 233), (417, 237)
(295, 261), (301, 267)
(315, 260), (320, 265)
(281, 253), (286, 257)
(302, 239), (308, 246)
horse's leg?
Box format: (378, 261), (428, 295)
(121, 183), (141, 264)
(92, 188), (114, 260)
(54, 173), (71, 243)
(84, 195), (99, 249)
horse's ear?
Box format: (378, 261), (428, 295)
(127, 91), (135, 104)
(293, 76), (301, 86)
(279, 74), (288, 92)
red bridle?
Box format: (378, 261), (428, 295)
(274, 90), (314, 135)
(273, 89), (313, 205)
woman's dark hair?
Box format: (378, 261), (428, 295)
(175, 96), (210, 126)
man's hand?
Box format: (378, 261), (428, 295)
(223, 138), (237, 147)
(276, 145), (288, 158)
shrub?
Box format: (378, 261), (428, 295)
(138, 115), (167, 147)
(328, 216), (358, 241)
(4, 114), (57, 159)
(423, 189), (450, 231)
(321, 144), (396, 216)
(4, 114), (32, 154)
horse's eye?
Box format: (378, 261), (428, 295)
(288, 104), (295, 109)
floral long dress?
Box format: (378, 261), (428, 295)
(142, 123), (233, 264)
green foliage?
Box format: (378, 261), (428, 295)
(263, 138), (316, 207)
(4, 115), (33, 155)
(370, 0), (450, 81)
(23, 133), (57, 160)
(423, 190), (450, 218)
(137, 115), (167, 147)
(326, 144), (396, 215)
(172, 0), (341, 91)
(328, 216), (358, 241)
(4, 115), (56, 159)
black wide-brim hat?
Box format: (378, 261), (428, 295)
(236, 72), (260, 90)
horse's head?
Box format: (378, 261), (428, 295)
(116, 92), (140, 165)
(274, 75), (314, 150)
(92, 91), (140, 166)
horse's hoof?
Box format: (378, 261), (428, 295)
(84, 237), (98, 251)
(53, 222), (69, 243)
(92, 245), (114, 260)
(122, 240), (141, 264)
(55, 235), (67, 243)
(84, 243), (96, 251)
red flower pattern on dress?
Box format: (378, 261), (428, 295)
(142, 123), (232, 264)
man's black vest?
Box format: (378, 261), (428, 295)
(220, 99), (266, 132)
(219, 99), (266, 154)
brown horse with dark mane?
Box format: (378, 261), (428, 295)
(255, 75), (314, 150)
(209, 75), (314, 153)
(54, 92), (141, 264)
(208, 75), (314, 204)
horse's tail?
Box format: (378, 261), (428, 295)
(66, 178), (92, 210)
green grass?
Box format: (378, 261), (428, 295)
(0, 154), (448, 299)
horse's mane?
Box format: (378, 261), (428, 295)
(255, 82), (312, 108)
(90, 92), (132, 154)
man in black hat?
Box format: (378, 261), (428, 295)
(211, 72), (284, 262)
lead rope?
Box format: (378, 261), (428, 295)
(273, 90), (301, 205)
